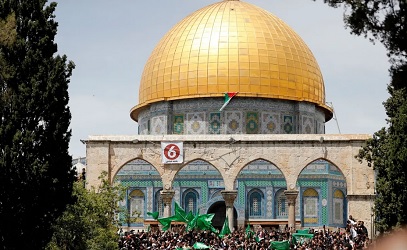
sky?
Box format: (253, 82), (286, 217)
(54, 0), (391, 159)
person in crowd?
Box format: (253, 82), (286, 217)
(118, 218), (374, 250)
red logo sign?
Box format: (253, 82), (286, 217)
(163, 144), (181, 160)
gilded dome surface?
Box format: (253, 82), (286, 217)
(131, 0), (332, 121)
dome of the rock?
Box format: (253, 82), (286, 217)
(131, 0), (333, 135)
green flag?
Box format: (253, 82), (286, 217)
(186, 213), (198, 232)
(292, 233), (314, 245)
(174, 202), (189, 223)
(219, 216), (231, 238)
(192, 242), (210, 249)
(158, 215), (178, 231)
(296, 229), (310, 234)
(147, 211), (159, 220)
(187, 213), (217, 233)
(186, 211), (195, 222)
(255, 235), (263, 243)
(270, 240), (289, 250)
(245, 222), (254, 238)
(196, 213), (218, 233)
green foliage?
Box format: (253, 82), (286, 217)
(357, 87), (407, 232)
(0, 12), (16, 47)
(47, 173), (125, 250)
(0, 0), (76, 248)
(0, 12), (16, 84)
(315, 0), (407, 232)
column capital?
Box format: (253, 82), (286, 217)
(160, 189), (175, 205)
(221, 190), (238, 207)
(284, 190), (299, 205)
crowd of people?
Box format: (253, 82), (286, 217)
(118, 216), (372, 250)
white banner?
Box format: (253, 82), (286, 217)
(161, 142), (183, 164)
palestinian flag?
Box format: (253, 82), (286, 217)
(219, 92), (238, 111)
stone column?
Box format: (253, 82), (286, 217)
(160, 189), (175, 218)
(284, 190), (299, 231)
(221, 190), (238, 232)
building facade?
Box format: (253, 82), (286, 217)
(85, 0), (375, 235)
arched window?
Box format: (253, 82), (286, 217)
(129, 189), (145, 218)
(303, 188), (319, 225)
(154, 190), (164, 216)
(248, 189), (263, 217)
(333, 189), (345, 225)
(183, 189), (198, 215)
(275, 189), (288, 218)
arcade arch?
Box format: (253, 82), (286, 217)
(113, 159), (162, 227)
(296, 159), (347, 228)
(174, 159), (224, 219)
(236, 159), (288, 224)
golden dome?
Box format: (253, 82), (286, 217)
(131, 0), (332, 121)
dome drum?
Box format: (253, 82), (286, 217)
(137, 98), (327, 135)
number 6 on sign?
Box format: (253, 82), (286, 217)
(164, 144), (179, 160)
(161, 142), (183, 164)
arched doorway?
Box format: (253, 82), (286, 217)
(207, 201), (238, 229)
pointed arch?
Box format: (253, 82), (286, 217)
(176, 158), (221, 177)
(237, 159), (286, 220)
(235, 158), (286, 184)
(298, 158), (347, 181)
(297, 159), (347, 228)
(112, 157), (161, 182)
(113, 159), (162, 222)
(174, 159), (223, 211)
(113, 158), (161, 181)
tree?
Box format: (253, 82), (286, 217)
(0, 12), (16, 83)
(0, 0), (76, 248)
(314, 0), (407, 232)
(358, 79), (407, 232)
(46, 173), (124, 250)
